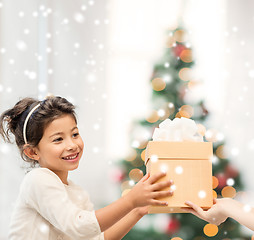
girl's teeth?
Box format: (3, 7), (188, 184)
(64, 154), (77, 160)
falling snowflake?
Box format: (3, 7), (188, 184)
(160, 164), (168, 174)
(39, 223), (49, 234)
(18, 11), (25, 18)
(94, 19), (100, 25)
(32, 11), (38, 17)
(74, 13), (85, 23)
(198, 190), (206, 199)
(93, 123), (100, 130)
(81, 5), (87, 11)
(16, 40), (27, 51)
(175, 166), (183, 175)
(24, 29), (30, 34)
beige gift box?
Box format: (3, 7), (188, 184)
(145, 141), (213, 214)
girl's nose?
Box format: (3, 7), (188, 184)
(66, 139), (78, 151)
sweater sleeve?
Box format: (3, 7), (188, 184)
(21, 168), (103, 240)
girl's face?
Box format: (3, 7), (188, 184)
(35, 114), (84, 184)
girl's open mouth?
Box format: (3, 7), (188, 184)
(62, 153), (79, 162)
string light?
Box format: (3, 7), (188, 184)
(212, 176), (219, 189)
(152, 78), (166, 91)
(129, 169), (143, 182)
(203, 224), (218, 237)
(141, 149), (146, 161)
(180, 49), (192, 63)
(174, 29), (186, 42)
(221, 186), (236, 198)
(146, 110), (159, 123)
(179, 67), (192, 81)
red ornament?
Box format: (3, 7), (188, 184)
(109, 168), (125, 183)
(166, 217), (180, 235)
(173, 44), (186, 57)
(215, 173), (227, 189)
(225, 164), (239, 178)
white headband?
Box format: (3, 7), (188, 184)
(23, 103), (41, 144)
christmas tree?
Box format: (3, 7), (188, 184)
(116, 26), (250, 239)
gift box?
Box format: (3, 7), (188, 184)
(145, 141), (213, 213)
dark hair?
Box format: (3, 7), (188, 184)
(0, 96), (77, 167)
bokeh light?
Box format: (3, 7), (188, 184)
(152, 78), (166, 91)
(212, 176), (219, 189)
(129, 168), (144, 182)
(179, 105), (194, 118)
(203, 223), (218, 237)
(126, 150), (137, 162)
(131, 158), (144, 167)
(158, 108), (170, 120)
(146, 110), (160, 123)
(166, 35), (176, 48)
(221, 186), (236, 198)
(174, 29), (186, 42)
(216, 145), (227, 159)
(197, 123), (206, 136)
(141, 149), (146, 161)
(213, 190), (218, 199)
(205, 129), (222, 142)
(131, 140), (140, 149)
(226, 178), (235, 186)
(121, 181), (133, 191)
(168, 102), (175, 115)
(180, 49), (192, 63)
(171, 237), (183, 240)
(179, 67), (193, 81)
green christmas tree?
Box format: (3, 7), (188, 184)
(116, 26), (250, 240)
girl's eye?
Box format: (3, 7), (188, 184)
(53, 137), (63, 142)
(73, 132), (79, 138)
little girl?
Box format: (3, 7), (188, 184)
(0, 96), (174, 240)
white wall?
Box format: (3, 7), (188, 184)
(222, 0), (254, 194)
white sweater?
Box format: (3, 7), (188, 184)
(9, 168), (104, 240)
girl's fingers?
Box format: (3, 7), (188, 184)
(152, 190), (173, 199)
(151, 180), (173, 191)
(140, 173), (150, 182)
(148, 172), (167, 184)
(150, 199), (168, 206)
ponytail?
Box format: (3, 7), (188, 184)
(0, 96), (76, 167)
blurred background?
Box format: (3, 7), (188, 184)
(1, 0), (254, 239)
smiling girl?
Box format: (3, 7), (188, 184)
(0, 96), (173, 240)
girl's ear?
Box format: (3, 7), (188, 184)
(23, 146), (40, 161)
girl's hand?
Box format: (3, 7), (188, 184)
(183, 198), (228, 225)
(127, 172), (174, 208)
(135, 206), (149, 217)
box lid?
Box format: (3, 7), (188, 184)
(145, 141), (213, 165)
